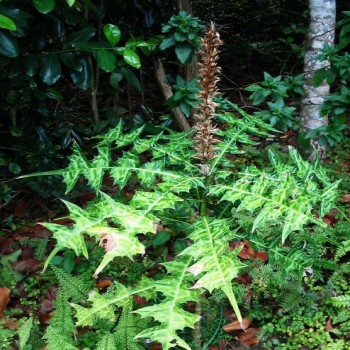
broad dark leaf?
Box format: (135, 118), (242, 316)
(0, 30), (19, 57)
(60, 52), (82, 71)
(40, 54), (62, 85)
(33, 0), (55, 14)
(71, 57), (91, 89)
(96, 49), (116, 72)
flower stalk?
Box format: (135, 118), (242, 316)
(193, 22), (223, 175)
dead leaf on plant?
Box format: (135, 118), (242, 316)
(0, 287), (11, 317)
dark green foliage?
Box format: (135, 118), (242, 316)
(160, 11), (204, 63)
(43, 289), (77, 350)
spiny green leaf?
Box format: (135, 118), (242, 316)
(181, 217), (244, 323)
(210, 148), (338, 243)
(134, 257), (200, 350)
(72, 279), (155, 326)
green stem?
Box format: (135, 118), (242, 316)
(336, 206), (350, 223)
(200, 176), (209, 216)
(201, 302), (224, 350)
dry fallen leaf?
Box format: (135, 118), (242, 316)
(235, 327), (260, 346)
(254, 251), (268, 262)
(2, 318), (19, 329)
(95, 279), (112, 290)
(340, 194), (350, 203)
(133, 294), (147, 306)
(13, 258), (41, 272)
(223, 318), (253, 333)
(325, 318), (333, 331)
(0, 287), (11, 317)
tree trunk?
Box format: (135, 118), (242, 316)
(154, 58), (191, 131)
(176, 0), (193, 13)
(300, 0), (336, 159)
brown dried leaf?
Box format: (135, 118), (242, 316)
(340, 194), (350, 203)
(13, 258), (41, 272)
(230, 240), (256, 260)
(235, 327), (260, 346)
(2, 318), (19, 330)
(133, 294), (147, 306)
(151, 343), (162, 350)
(223, 318), (253, 333)
(235, 272), (253, 284)
(96, 279), (112, 290)
(325, 318), (333, 331)
(0, 287), (11, 317)
(254, 251), (268, 262)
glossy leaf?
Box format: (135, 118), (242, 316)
(120, 67), (141, 91)
(60, 52), (82, 71)
(123, 48), (141, 69)
(66, 0), (75, 7)
(40, 54), (62, 85)
(103, 24), (121, 46)
(63, 28), (96, 49)
(0, 14), (16, 30)
(33, 0), (55, 14)
(0, 30), (19, 57)
(71, 57), (91, 90)
(96, 49), (116, 72)
(22, 56), (39, 76)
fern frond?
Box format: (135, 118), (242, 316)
(51, 267), (92, 302)
(336, 239), (350, 260)
(96, 302), (147, 350)
(96, 333), (117, 350)
(44, 289), (77, 350)
(331, 295), (350, 308)
(18, 317), (33, 350)
(114, 302), (148, 350)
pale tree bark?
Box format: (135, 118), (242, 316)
(300, 0), (336, 159)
